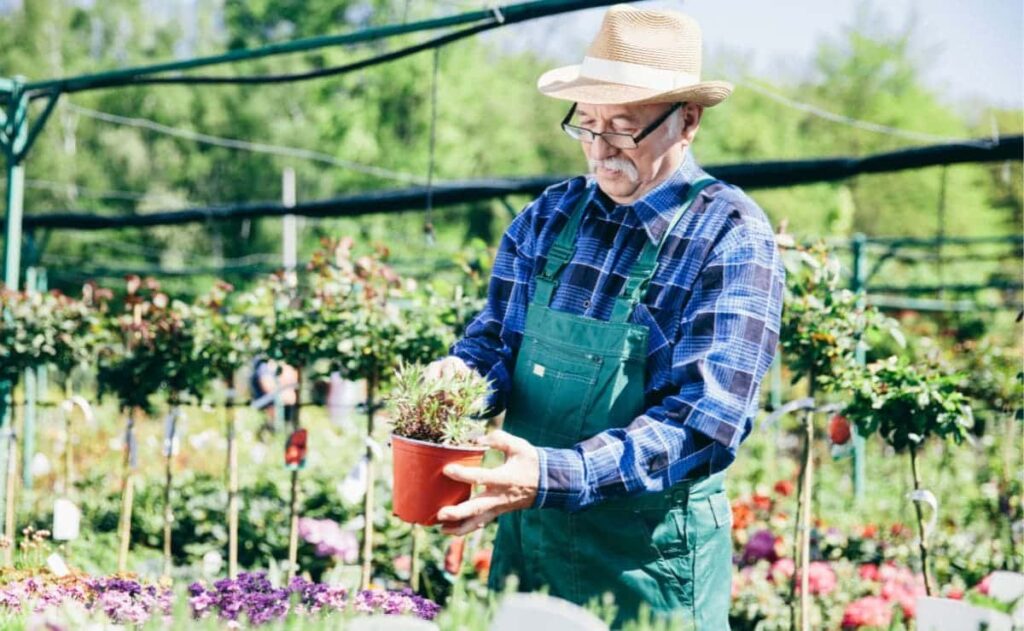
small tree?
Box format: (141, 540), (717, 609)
(779, 244), (902, 630)
(312, 239), (452, 589)
(841, 357), (973, 595)
(194, 281), (255, 579)
(97, 276), (213, 573)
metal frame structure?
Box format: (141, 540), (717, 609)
(0, 0), (633, 546)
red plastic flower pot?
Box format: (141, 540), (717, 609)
(391, 434), (487, 526)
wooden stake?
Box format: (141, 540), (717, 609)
(286, 368), (303, 580)
(2, 403), (17, 568)
(162, 403), (179, 578)
(360, 373), (378, 590)
(117, 407), (136, 574)
(226, 381), (240, 579)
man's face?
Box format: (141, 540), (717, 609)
(574, 102), (701, 205)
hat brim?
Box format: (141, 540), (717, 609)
(537, 64), (733, 107)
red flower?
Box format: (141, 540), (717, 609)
(829, 414), (852, 445)
(947, 587), (964, 600)
(732, 502), (754, 531)
(773, 479), (795, 497)
(890, 523), (910, 538)
(472, 548), (492, 579)
(752, 492), (772, 512)
(444, 537), (465, 575)
(858, 523), (878, 539)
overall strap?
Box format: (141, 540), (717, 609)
(533, 184), (595, 307)
(610, 177), (717, 323)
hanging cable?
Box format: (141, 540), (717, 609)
(81, 22), (498, 88)
(737, 79), (995, 149)
(424, 47), (441, 246)
(65, 102), (427, 184)
(25, 179), (199, 206)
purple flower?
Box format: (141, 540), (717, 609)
(742, 528), (778, 565)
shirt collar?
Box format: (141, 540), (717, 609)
(588, 152), (710, 245)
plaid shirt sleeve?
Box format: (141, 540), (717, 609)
(535, 216), (785, 512)
(449, 192), (548, 415)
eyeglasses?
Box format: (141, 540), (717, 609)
(561, 102), (684, 149)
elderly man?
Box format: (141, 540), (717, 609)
(431, 5), (785, 627)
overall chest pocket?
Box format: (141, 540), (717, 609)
(507, 336), (603, 449)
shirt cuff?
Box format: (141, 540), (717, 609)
(533, 447), (587, 511)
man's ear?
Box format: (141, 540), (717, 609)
(681, 103), (703, 142)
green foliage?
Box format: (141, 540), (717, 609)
(97, 276), (215, 410)
(0, 286), (101, 382)
(193, 281), (255, 383)
(841, 356), (973, 452)
(779, 244), (903, 387)
(388, 361), (490, 445)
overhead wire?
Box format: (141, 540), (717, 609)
(64, 102), (429, 184)
(75, 21), (499, 88)
(737, 79), (996, 148)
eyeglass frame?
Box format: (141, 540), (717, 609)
(560, 101), (685, 149)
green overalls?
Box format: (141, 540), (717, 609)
(489, 179), (734, 629)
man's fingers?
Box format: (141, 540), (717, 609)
(443, 463), (508, 486)
(477, 429), (530, 455)
(440, 510), (498, 536)
(436, 494), (502, 523)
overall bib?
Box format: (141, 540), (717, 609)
(489, 179), (733, 629)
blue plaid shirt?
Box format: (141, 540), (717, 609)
(451, 156), (785, 512)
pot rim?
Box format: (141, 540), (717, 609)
(390, 432), (489, 453)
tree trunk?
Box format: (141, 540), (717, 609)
(790, 373), (816, 631)
(909, 445), (934, 596)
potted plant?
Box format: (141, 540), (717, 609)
(388, 361), (491, 526)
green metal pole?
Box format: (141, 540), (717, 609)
(1, 79), (27, 535)
(851, 233), (867, 502)
(23, 1), (627, 95)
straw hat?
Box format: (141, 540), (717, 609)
(537, 5), (732, 106)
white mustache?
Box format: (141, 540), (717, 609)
(588, 158), (639, 183)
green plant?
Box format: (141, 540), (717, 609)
(388, 362), (490, 446)
(841, 356), (974, 595)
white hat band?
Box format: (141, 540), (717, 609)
(580, 56), (701, 91)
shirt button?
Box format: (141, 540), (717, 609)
(583, 299), (591, 309)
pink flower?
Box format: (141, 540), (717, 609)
(393, 555), (412, 575)
(842, 596), (893, 629)
(858, 563), (879, 582)
(770, 558), (795, 582)
(977, 573), (993, 596)
(806, 562), (837, 595)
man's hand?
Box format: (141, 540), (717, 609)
(424, 356), (472, 381)
(437, 430), (539, 536)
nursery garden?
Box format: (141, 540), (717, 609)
(1, 1), (1023, 630)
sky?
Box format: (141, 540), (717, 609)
(1, 0), (1020, 110)
(487, 0), (1024, 111)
